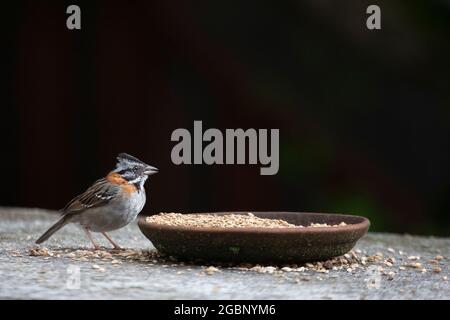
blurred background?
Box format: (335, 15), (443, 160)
(1, 0), (449, 235)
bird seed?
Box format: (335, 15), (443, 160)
(146, 212), (348, 228)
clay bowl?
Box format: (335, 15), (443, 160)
(138, 212), (370, 264)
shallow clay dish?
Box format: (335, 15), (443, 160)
(138, 212), (370, 263)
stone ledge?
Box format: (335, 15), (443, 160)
(0, 207), (448, 299)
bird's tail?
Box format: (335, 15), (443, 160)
(35, 216), (69, 244)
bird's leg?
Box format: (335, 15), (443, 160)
(101, 232), (122, 250)
(83, 228), (100, 250)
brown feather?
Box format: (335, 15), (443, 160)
(62, 178), (118, 215)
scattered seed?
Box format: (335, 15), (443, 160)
(27, 240), (446, 284)
(405, 262), (423, 269)
(265, 267), (277, 274)
(92, 264), (105, 272)
(27, 246), (161, 263)
(204, 266), (220, 275)
(407, 256), (420, 261)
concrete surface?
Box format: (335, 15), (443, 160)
(0, 207), (448, 300)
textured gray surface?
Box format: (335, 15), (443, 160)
(0, 207), (448, 300)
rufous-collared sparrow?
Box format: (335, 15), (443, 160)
(36, 153), (158, 250)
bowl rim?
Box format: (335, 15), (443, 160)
(138, 211), (370, 235)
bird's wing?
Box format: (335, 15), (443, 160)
(62, 178), (119, 215)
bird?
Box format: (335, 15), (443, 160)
(35, 153), (158, 250)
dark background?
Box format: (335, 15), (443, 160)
(1, 0), (449, 235)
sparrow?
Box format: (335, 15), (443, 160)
(35, 153), (158, 250)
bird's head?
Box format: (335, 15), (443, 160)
(113, 153), (158, 188)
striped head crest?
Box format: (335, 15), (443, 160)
(116, 153), (147, 168)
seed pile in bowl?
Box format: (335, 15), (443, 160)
(146, 212), (347, 228)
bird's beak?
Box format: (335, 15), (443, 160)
(144, 165), (159, 176)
